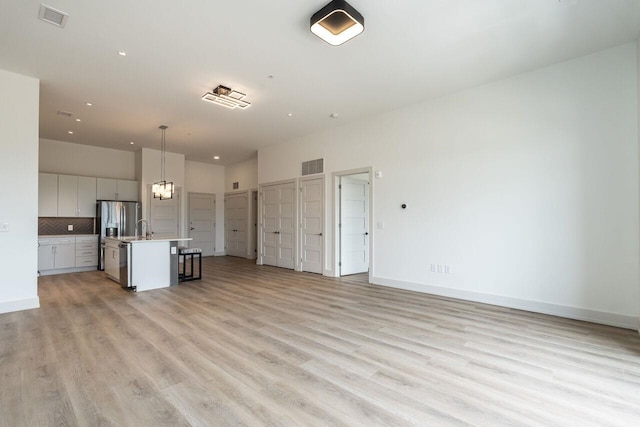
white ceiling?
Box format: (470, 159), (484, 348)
(1, 0), (639, 165)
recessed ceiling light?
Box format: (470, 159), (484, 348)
(118, 51), (127, 56)
(288, 113), (293, 117)
(213, 156), (220, 160)
(75, 118), (81, 122)
(129, 141), (135, 145)
(85, 102), (92, 106)
(267, 75), (274, 79)
(330, 113), (340, 118)
(68, 131), (74, 134)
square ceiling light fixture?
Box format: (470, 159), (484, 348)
(201, 85), (251, 110)
(310, 0), (364, 46)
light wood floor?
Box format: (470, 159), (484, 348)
(2, 257), (640, 426)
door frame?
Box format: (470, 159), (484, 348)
(257, 178), (298, 267)
(299, 174), (325, 274)
(187, 192), (216, 256)
(332, 167), (374, 280)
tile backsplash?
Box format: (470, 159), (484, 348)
(39, 217), (95, 235)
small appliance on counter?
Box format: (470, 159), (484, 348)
(96, 200), (141, 270)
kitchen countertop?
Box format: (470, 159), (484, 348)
(39, 234), (98, 238)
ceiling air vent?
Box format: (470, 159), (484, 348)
(38, 4), (69, 28)
(56, 110), (73, 117)
(302, 158), (323, 176)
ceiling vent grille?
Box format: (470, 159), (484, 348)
(302, 158), (323, 176)
(56, 110), (73, 117)
(38, 4), (69, 28)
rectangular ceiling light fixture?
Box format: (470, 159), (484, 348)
(202, 85), (251, 110)
(310, 0), (364, 46)
(38, 4), (69, 28)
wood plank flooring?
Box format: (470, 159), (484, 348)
(1, 256), (640, 426)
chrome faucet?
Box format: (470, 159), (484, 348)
(135, 219), (152, 239)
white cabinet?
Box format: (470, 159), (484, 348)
(77, 177), (97, 217)
(117, 179), (138, 201)
(38, 173), (58, 216)
(38, 237), (76, 271)
(75, 236), (99, 267)
(58, 175), (79, 217)
(42, 174), (97, 217)
(97, 178), (138, 201)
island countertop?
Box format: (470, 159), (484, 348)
(106, 237), (192, 244)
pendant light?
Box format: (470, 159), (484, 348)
(152, 125), (174, 200)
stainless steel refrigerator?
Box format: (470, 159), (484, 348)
(96, 200), (141, 270)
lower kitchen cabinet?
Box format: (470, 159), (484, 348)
(38, 235), (99, 275)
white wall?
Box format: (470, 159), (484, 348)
(0, 69), (40, 313)
(139, 148), (186, 237)
(259, 43), (640, 329)
(185, 160), (226, 254)
(39, 139), (136, 179)
(225, 156), (258, 191)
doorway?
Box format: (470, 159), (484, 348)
(336, 171), (371, 277)
(259, 180), (296, 269)
(224, 191), (249, 258)
(187, 192), (215, 256)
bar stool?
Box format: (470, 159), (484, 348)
(179, 247), (202, 282)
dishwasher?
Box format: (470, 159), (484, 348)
(104, 239), (132, 288)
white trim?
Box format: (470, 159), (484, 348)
(214, 251), (226, 256)
(332, 167), (374, 281)
(371, 276), (638, 330)
(257, 179), (298, 269)
(0, 297), (40, 314)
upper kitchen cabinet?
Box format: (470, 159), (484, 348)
(58, 175), (97, 217)
(38, 173), (58, 217)
(97, 178), (138, 201)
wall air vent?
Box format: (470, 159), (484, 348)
(233, 182), (239, 190)
(56, 110), (73, 117)
(302, 158), (324, 176)
(38, 4), (69, 28)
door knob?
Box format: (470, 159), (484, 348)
(316, 233), (323, 236)
(190, 227), (195, 230)
(364, 232), (369, 235)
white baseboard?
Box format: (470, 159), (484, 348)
(0, 297), (40, 314)
(214, 251), (226, 256)
(371, 276), (637, 330)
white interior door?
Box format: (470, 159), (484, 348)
(261, 186), (278, 266)
(188, 193), (215, 256)
(225, 192), (249, 257)
(261, 182), (296, 269)
(340, 174), (369, 276)
(149, 188), (180, 239)
(225, 194), (238, 256)
(277, 183), (296, 269)
(301, 177), (324, 274)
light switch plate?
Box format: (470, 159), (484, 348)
(377, 221), (384, 229)
(67, 224), (74, 231)
(0, 223), (8, 232)
(171, 247), (177, 254)
(375, 171), (382, 178)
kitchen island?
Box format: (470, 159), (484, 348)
(104, 237), (192, 292)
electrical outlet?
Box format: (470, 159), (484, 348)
(377, 221), (384, 229)
(0, 223), (8, 232)
(67, 224), (74, 231)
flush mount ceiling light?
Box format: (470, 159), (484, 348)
(310, 0), (364, 46)
(202, 85), (251, 110)
(152, 125), (174, 200)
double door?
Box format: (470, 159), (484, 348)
(225, 192), (248, 257)
(261, 182), (295, 269)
